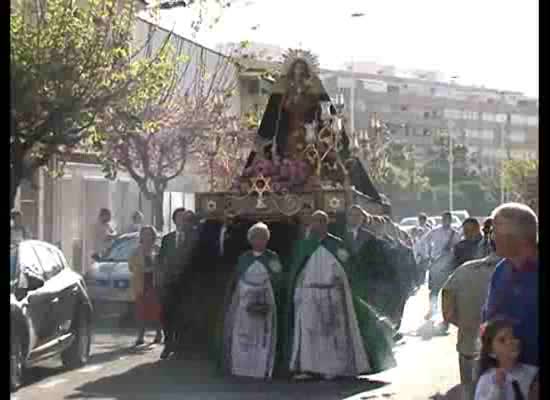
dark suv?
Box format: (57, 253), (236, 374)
(10, 240), (94, 392)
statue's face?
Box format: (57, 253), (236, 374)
(291, 60), (308, 83)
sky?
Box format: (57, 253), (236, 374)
(156, 0), (538, 97)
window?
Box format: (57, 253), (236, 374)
(481, 130), (495, 140)
(400, 105), (408, 111)
(482, 112), (495, 122)
(444, 109), (462, 119)
(388, 85), (400, 94)
(247, 79), (259, 95)
(19, 244), (45, 281)
(463, 111), (478, 120)
(495, 113), (507, 123)
(33, 245), (63, 280)
(424, 111), (430, 119)
(509, 131), (527, 143)
(465, 129), (480, 139)
(511, 114), (528, 126)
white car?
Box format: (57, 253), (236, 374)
(84, 233), (140, 305)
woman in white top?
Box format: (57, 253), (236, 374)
(475, 318), (538, 400)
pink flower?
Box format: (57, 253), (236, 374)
(279, 160), (291, 179)
(253, 159), (272, 176)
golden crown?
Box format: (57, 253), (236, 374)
(280, 48), (320, 77)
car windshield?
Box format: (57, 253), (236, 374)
(100, 236), (139, 262)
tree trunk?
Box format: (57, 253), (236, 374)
(152, 193), (164, 233)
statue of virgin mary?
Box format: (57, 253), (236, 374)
(243, 49), (386, 205)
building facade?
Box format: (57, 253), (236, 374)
(320, 65), (538, 175)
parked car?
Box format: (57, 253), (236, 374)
(11, 241), (93, 392)
(84, 233), (141, 306)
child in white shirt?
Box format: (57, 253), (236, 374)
(475, 318), (538, 400)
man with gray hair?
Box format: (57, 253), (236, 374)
(482, 202), (538, 366)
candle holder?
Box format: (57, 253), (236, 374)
(320, 101), (332, 122)
(304, 121), (318, 144)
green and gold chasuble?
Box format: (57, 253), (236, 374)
(213, 249), (285, 377)
(282, 233), (396, 376)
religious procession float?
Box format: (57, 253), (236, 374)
(195, 49), (391, 224)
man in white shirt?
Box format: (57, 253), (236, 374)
(93, 208), (118, 257)
(417, 212), (460, 328)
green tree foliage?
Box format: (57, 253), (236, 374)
(502, 159), (538, 211)
(10, 0), (173, 209)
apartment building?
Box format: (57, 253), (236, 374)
(320, 64), (538, 174)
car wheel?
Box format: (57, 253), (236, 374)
(10, 334), (24, 392)
(61, 308), (92, 369)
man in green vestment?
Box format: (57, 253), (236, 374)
(282, 210), (396, 381)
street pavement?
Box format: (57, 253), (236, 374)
(12, 285), (462, 400)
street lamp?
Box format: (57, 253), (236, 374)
(349, 12), (367, 135)
(446, 74), (461, 212)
